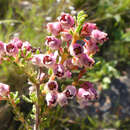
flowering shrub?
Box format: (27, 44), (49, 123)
(0, 11), (108, 129)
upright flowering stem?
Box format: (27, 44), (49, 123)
(0, 11), (108, 129)
(34, 83), (40, 130)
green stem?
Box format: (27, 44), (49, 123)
(34, 84), (40, 130)
(8, 96), (31, 130)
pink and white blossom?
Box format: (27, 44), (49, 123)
(47, 22), (62, 36)
(69, 43), (84, 57)
(31, 54), (44, 67)
(45, 36), (61, 50)
(0, 83), (10, 97)
(43, 54), (56, 68)
(79, 53), (95, 68)
(57, 93), (68, 106)
(63, 85), (76, 99)
(91, 29), (108, 44)
(58, 13), (74, 29)
(45, 92), (58, 107)
(11, 37), (23, 49)
(81, 23), (97, 37)
(45, 80), (58, 92)
(22, 41), (32, 51)
(61, 31), (72, 42)
(6, 43), (18, 56)
(53, 64), (65, 78)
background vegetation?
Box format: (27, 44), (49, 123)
(0, 0), (130, 129)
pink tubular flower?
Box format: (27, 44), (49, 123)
(0, 41), (5, 55)
(81, 23), (97, 37)
(57, 93), (68, 107)
(63, 85), (76, 99)
(11, 37), (23, 49)
(45, 80), (58, 92)
(53, 64), (65, 78)
(58, 13), (74, 29)
(80, 81), (97, 100)
(84, 39), (99, 55)
(79, 53), (95, 68)
(45, 92), (58, 107)
(0, 83), (10, 97)
(69, 43), (84, 57)
(6, 43), (18, 56)
(31, 54), (44, 67)
(61, 31), (72, 42)
(43, 54), (56, 68)
(77, 88), (91, 101)
(45, 36), (61, 50)
(22, 41), (32, 51)
(91, 29), (108, 44)
(47, 22), (62, 36)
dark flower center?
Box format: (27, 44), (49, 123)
(56, 71), (64, 77)
(50, 96), (56, 104)
(61, 15), (67, 22)
(65, 90), (73, 97)
(43, 56), (52, 64)
(48, 82), (56, 90)
(47, 38), (52, 43)
(74, 46), (82, 55)
(6, 44), (15, 53)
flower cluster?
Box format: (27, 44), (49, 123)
(0, 11), (108, 108)
(30, 12), (108, 108)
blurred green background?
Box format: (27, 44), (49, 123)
(0, 0), (130, 129)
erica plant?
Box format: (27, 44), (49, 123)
(0, 11), (108, 130)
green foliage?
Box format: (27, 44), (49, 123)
(0, 0), (129, 129)
(86, 58), (119, 89)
